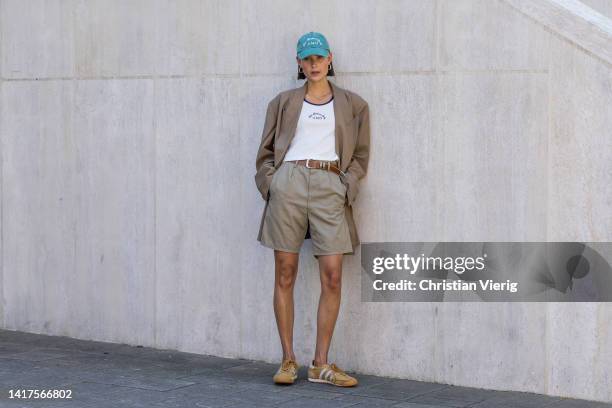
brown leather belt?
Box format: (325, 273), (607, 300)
(287, 159), (344, 176)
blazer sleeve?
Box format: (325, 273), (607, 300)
(341, 99), (370, 206)
(254, 93), (281, 201)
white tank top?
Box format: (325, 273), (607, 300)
(283, 97), (339, 162)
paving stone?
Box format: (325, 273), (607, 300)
(0, 358), (39, 375)
(468, 390), (565, 407)
(226, 395), (357, 408)
(72, 371), (197, 392)
(144, 376), (278, 402)
(152, 395), (240, 408)
(0, 342), (37, 357)
(401, 394), (476, 407)
(179, 361), (276, 386)
(327, 393), (402, 406)
(420, 384), (507, 402)
(223, 387), (303, 406)
(0, 350), (71, 362)
(0, 367), (78, 390)
(350, 378), (448, 400)
(37, 351), (219, 384)
(401, 384), (501, 407)
(152, 384), (297, 408)
(282, 386), (347, 400)
(0, 398), (73, 408)
(391, 403), (455, 408)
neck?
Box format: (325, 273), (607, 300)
(307, 78), (331, 95)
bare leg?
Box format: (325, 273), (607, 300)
(313, 254), (343, 366)
(273, 250), (300, 361)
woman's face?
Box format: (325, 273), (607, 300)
(297, 52), (333, 81)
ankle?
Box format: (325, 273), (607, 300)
(283, 354), (297, 362)
(312, 358), (327, 366)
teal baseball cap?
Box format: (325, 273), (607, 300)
(296, 32), (330, 59)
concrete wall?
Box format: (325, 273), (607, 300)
(1, 0), (611, 402)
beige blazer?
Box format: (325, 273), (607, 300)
(254, 80), (370, 254)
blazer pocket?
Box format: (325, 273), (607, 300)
(340, 171), (359, 207)
(255, 165), (277, 201)
(338, 173), (350, 206)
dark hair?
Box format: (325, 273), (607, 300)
(297, 60), (335, 80)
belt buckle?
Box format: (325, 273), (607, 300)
(305, 159), (331, 171)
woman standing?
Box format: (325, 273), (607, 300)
(254, 31), (370, 387)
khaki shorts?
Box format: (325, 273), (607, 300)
(260, 160), (353, 257)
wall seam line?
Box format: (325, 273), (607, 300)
(0, 0), (5, 329)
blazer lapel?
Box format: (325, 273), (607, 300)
(329, 80), (349, 170)
(276, 82), (307, 164)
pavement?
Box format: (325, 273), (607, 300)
(0, 329), (610, 408)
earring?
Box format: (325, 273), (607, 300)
(328, 63), (332, 70)
(298, 66), (304, 73)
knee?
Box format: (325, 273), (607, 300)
(275, 263), (298, 290)
(321, 269), (342, 292)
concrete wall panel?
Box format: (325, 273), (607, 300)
(1, 81), (75, 333)
(74, 0), (159, 77)
(436, 303), (548, 392)
(343, 74), (441, 243)
(155, 77), (242, 356)
(156, 0), (241, 76)
(441, 72), (549, 241)
(71, 79), (156, 344)
(439, 0), (550, 71)
(1, 0), (74, 78)
(548, 36), (612, 242)
(546, 33), (612, 402)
